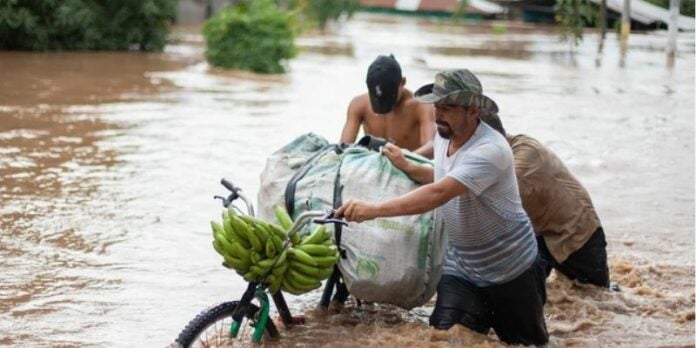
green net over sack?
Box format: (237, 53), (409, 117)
(257, 133), (445, 309)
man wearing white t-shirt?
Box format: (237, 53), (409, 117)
(336, 69), (549, 346)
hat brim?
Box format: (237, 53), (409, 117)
(415, 83), (497, 111)
(414, 84), (442, 104)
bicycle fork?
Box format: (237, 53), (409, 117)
(229, 282), (271, 343)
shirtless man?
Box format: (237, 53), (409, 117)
(340, 55), (435, 157)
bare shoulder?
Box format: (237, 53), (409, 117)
(403, 94), (433, 120)
(346, 94), (370, 121)
(348, 94), (370, 111)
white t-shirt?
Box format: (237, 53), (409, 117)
(434, 121), (537, 286)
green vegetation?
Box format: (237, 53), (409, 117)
(451, 0), (470, 21)
(283, 0), (360, 30)
(203, 0), (296, 74)
(0, 0), (175, 51)
(556, 0), (694, 45)
(202, 0), (360, 73)
(555, 0), (596, 45)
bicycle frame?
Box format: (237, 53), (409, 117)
(215, 178), (348, 343)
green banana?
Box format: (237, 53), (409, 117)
(212, 240), (225, 257)
(300, 225), (328, 245)
(250, 251), (262, 265)
(229, 241), (251, 260)
(250, 265), (268, 277)
(322, 239), (333, 246)
(287, 268), (320, 287)
(269, 274), (283, 294)
(281, 279), (304, 295)
(243, 270), (257, 283)
(227, 205), (239, 218)
(271, 235), (284, 251)
(224, 255), (251, 272)
(268, 223), (287, 240)
(289, 261), (321, 277)
(313, 255), (339, 268)
(222, 214), (235, 240)
(285, 274), (321, 291)
(244, 222), (264, 253)
(250, 223), (269, 245)
(273, 205), (293, 230)
(239, 215), (272, 230)
(290, 232), (301, 246)
(271, 261), (288, 276)
(264, 274), (277, 286)
(213, 228), (235, 257)
(296, 244), (335, 257)
(317, 266), (334, 279)
(288, 248), (318, 266)
(256, 258), (276, 271)
(257, 249), (287, 271)
(265, 238), (277, 258)
(229, 215), (251, 238)
(274, 249), (288, 265)
(211, 220), (226, 239)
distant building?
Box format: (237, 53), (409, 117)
(500, 0), (695, 30)
(360, 0), (506, 17)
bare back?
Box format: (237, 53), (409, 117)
(341, 89), (434, 153)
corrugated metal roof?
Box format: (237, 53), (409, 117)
(588, 0), (695, 30)
(362, 0), (504, 14)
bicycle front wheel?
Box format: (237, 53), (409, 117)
(175, 301), (279, 348)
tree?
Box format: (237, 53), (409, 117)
(0, 0), (176, 51)
(555, 0), (596, 45)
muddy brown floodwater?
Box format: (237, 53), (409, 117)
(0, 13), (693, 348)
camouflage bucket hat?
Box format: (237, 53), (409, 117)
(414, 69), (498, 113)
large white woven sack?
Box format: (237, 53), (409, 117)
(257, 133), (445, 309)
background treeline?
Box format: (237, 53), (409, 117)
(0, 0), (176, 51)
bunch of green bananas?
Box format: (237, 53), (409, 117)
(210, 205), (339, 295)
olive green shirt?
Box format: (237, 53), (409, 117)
(507, 134), (602, 263)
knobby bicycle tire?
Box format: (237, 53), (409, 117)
(175, 301), (279, 347)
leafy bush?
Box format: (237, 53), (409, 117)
(0, 0), (175, 51)
(203, 0), (296, 74)
(285, 0), (360, 30)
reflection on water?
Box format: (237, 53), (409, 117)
(0, 12), (693, 347)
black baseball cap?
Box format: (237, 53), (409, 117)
(366, 55), (402, 114)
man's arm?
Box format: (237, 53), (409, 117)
(413, 140), (433, 159)
(336, 177), (467, 222)
(340, 97), (364, 144)
(382, 143), (434, 184)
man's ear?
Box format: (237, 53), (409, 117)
(401, 77), (406, 87)
(466, 106), (479, 119)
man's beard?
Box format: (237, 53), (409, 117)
(436, 122), (452, 139)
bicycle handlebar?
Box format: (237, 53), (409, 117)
(221, 178), (238, 193)
(215, 178), (254, 216)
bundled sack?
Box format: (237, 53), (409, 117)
(257, 133), (445, 309)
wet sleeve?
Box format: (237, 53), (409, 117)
(446, 144), (508, 196)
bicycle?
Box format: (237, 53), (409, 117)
(175, 179), (348, 347)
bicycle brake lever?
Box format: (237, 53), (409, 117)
(313, 212), (348, 226)
(213, 195), (231, 207)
